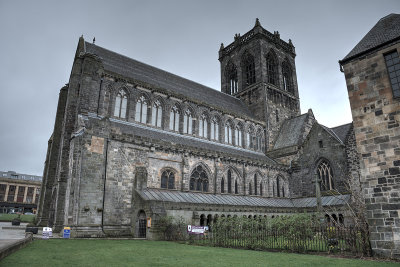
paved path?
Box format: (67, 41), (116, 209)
(0, 222), (28, 250)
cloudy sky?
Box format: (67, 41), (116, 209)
(0, 0), (398, 176)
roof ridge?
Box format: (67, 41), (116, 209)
(85, 42), (244, 103)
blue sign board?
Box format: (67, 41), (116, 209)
(63, 227), (71, 238)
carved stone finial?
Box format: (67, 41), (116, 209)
(93, 37), (96, 44)
(234, 33), (241, 42)
(219, 43), (224, 51)
(274, 31), (280, 40)
(255, 18), (261, 27)
(289, 39), (293, 46)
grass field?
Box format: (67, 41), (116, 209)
(0, 213), (35, 222)
(0, 239), (396, 267)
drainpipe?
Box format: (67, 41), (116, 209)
(101, 138), (109, 235)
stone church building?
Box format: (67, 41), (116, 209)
(38, 19), (358, 239)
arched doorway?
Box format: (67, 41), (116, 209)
(136, 210), (147, 238)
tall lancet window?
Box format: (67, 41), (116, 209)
(183, 109), (193, 134)
(151, 100), (162, 128)
(226, 62), (238, 94)
(210, 117), (219, 141)
(224, 122), (233, 144)
(235, 126), (242, 147)
(135, 95), (148, 123)
(199, 114), (208, 138)
(169, 105), (180, 132)
(282, 60), (294, 94)
(318, 160), (334, 191)
(114, 90), (128, 119)
(266, 52), (278, 86)
(243, 52), (256, 86)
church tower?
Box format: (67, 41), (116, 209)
(219, 19), (301, 150)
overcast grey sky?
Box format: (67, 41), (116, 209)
(0, 0), (398, 176)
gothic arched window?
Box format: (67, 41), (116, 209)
(255, 130), (263, 151)
(190, 165), (209, 192)
(254, 174), (258, 195)
(211, 117), (219, 141)
(114, 90), (128, 119)
(235, 180), (238, 194)
(227, 170), (232, 194)
(276, 177), (280, 197)
(224, 122), (233, 144)
(221, 178), (225, 193)
(249, 183), (252, 195)
(199, 114), (208, 138)
(243, 53), (256, 87)
(266, 52), (278, 86)
(226, 62), (238, 94)
(151, 100), (162, 128)
(282, 60), (294, 94)
(183, 109), (193, 134)
(260, 183), (263, 196)
(161, 170), (175, 189)
(135, 95), (148, 123)
(318, 160), (334, 191)
(235, 126), (243, 147)
(169, 105), (180, 132)
(247, 128), (255, 149)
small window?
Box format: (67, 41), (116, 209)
(384, 51), (400, 98)
(199, 114), (208, 138)
(169, 105), (180, 132)
(210, 118), (219, 141)
(183, 110), (193, 134)
(160, 170), (175, 189)
(227, 170), (232, 194)
(224, 122), (233, 144)
(135, 95), (148, 123)
(151, 100), (162, 128)
(221, 178), (225, 193)
(319, 140), (323, 148)
(235, 127), (242, 147)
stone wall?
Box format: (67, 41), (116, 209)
(342, 42), (400, 258)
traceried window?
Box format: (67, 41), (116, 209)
(243, 52), (256, 87)
(227, 170), (232, 194)
(282, 61), (294, 93)
(224, 122), (233, 144)
(199, 114), (208, 138)
(161, 170), (175, 189)
(318, 160), (334, 191)
(210, 118), (219, 141)
(169, 105), (180, 132)
(255, 130), (263, 151)
(247, 128), (255, 149)
(190, 165), (209, 192)
(384, 51), (400, 98)
(151, 100), (162, 128)
(266, 52), (278, 86)
(114, 90), (128, 119)
(135, 95), (148, 123)
(183, 109), (193, 134)
(235, 126), (243, 147)
(226, 61), (238, 94)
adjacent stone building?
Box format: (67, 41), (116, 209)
(340, 13), (400, 258)
(38, 19), (356, 240)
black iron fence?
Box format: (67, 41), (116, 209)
(186, 224), (371, 256)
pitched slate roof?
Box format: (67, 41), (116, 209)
(273, 113), (308, 149)
(84, 42), (254, 119)
(88, 113), (277, 165)
(331, 123), (352, 143)
(137, 188), (351, 208)
(341, 13), (400, 63)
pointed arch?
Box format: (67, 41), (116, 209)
(160, 168), (176, 189)
(183, 108), (194, 134)
(210, 115), (220, 141)
(199, 112), (209, 138)
(169, 103), (181, 132)
(255, 128), (264, 152)
(114, 88), (128, 119)
(266, 50), (278, 86)
(224, 120), (234, 144)
(225, 61), (238, 94)
(189, 163), (211, 192)
(317, 158), (334, 191)
(246, 125), (255, 149)
(242, 51), (256, 87)
(235, 122), (244, 147)
(135, 94), (149, 123)
(282, 59), (294, 94)
(151, 98), (163, 128)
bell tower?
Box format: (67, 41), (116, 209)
(218, 19), (301, 149)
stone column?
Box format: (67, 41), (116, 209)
(4, 184), (9, 202)
(14, 185), (19, 202)
(23, 186), (28, 203)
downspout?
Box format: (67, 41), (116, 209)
(97, 78), (103, 115)
(101, 138), (109, 235)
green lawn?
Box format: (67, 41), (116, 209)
(0, 214), (35, 222)
(0, 239), (396, 267)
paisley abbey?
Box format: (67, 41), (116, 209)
(37, 19), (361, 239)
